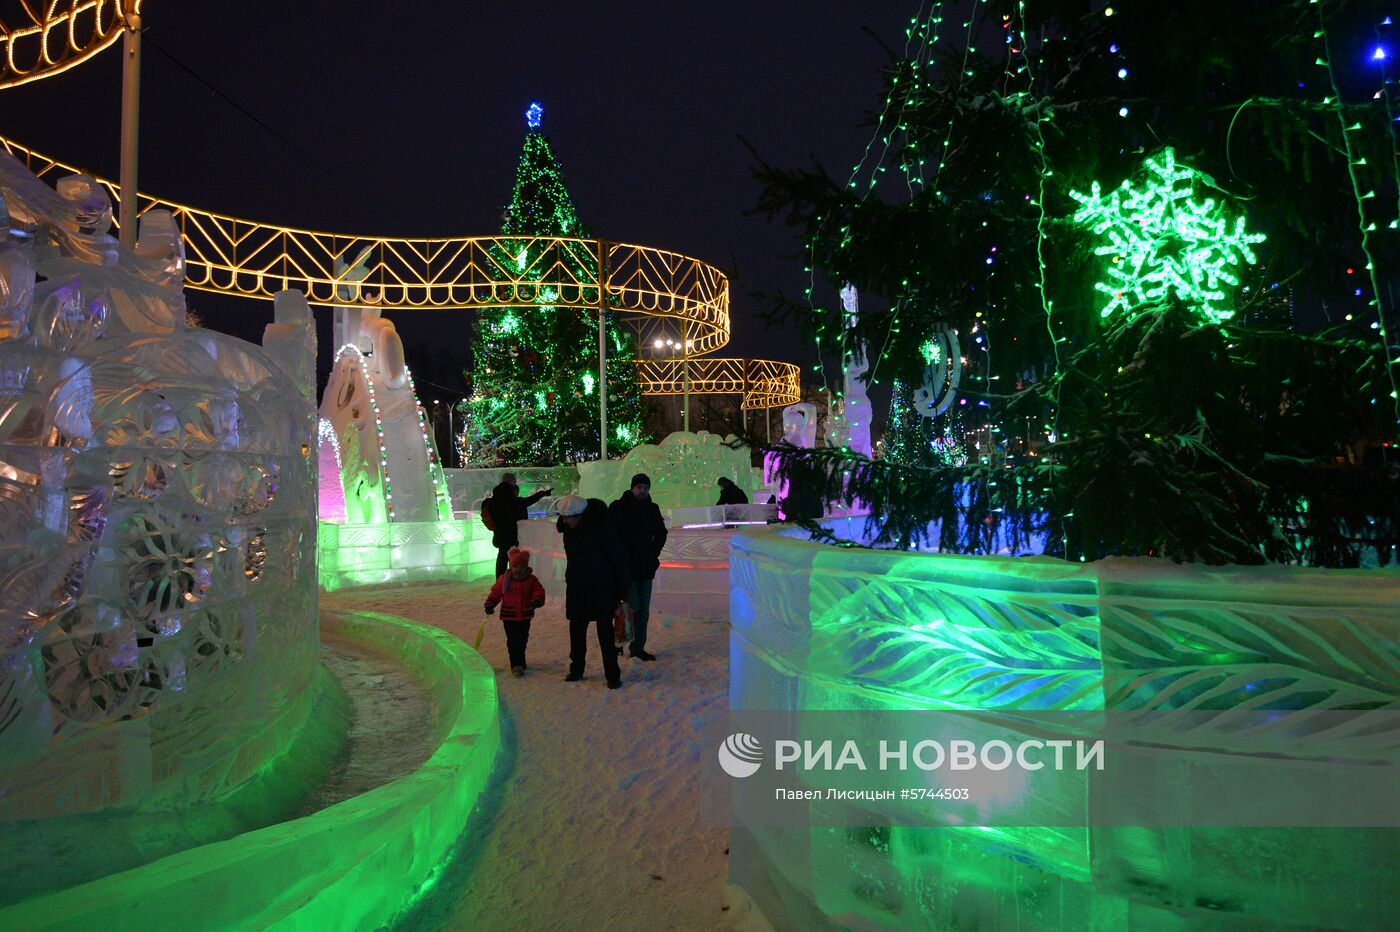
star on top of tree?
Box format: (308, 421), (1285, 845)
(1070, 148), (1265, 325)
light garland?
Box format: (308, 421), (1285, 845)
(1070, 148), (1266, 325)
(317, 417), (343, 472)
(1317, 14), (1400, 424)
(342, 344), (396, 521)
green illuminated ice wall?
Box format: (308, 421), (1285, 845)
(727, 524), (1398, 930)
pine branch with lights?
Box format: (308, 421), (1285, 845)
(757, 300), (1396, 563)
(749, 0), (1398, 567)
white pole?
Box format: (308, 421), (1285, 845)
(597, 240), (608, 461)
(682, 324), (691, 434)
(118, 2), (142, 251)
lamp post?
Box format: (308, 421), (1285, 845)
(432, 399), (442, 466)
(118, 0), (143, 251)
(432, 399), (456, 469)
(660, 337), (689, 432)
(596, 239), (609, 462)
(682, 329), (691, 434)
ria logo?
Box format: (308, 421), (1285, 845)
(718, 733), (764, 778)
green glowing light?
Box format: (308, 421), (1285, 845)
(581, 372), (595, 395)
(1070, 148), (1265, 325)
(920, 338), (942, 365)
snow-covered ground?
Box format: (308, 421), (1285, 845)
(322, 578), (741, 931)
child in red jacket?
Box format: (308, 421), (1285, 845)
(484, 547), (546, 676)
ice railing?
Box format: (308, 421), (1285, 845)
(670, 503), (778, 528)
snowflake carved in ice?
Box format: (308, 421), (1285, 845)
(1069, 148), (1265, 325)
(122, 511), (214, 626)
(39, 602), (181, 723)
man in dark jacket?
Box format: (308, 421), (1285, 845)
(716, 476), (749, 506)
(554, 494), (631, 688)
(608, 473), (668, 661)
(487, 473), (551, 578)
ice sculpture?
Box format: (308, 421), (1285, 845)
(782, 402), (818, 448)
(576, 430), (762, 510)
(762, 402), (818, 514)
(913, 326), (961, 417)
(825, 284), (872, 456)
(319, 289), (450, 523)
(0, 151), (319, 859)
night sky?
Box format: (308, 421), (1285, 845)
(0, 1), (929, 403)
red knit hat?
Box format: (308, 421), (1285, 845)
(508, 547), (531, 568)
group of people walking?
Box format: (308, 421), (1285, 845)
(482, 472), (671, 689)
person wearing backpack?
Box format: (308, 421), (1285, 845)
(484, 473), (551, 579)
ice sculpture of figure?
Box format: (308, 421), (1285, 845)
(824, 395), (849, 450)
(0, 191), (35, 341)
(265, 289), (316, 402)
(319, 263), (449, 523)
(764, 402), (818, 516)
(836, 284), (872, 457)
(781, 402), (818, 448)
(0, 156), (319, 850)
(331, 245), (377, 354)
(0, 156), (186, 333)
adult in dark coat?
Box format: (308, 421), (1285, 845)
(487, 473), (551, 578)
(608, 473), (668, 661)
(554, 495), (631, 688)
(716, 476), (749, 506)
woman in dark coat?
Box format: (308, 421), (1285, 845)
(554, 495), (631, 688)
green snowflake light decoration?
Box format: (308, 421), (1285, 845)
(1070, 148), (1265, 325)
(920, 337), (941, 366)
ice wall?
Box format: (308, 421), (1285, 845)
(578, 430), (762, 509)
(0, 156), (319, 883)
(727, 523), (1398, 930)
(444, 465), (577, 517)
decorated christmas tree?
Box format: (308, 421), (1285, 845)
(752, 0), (1397, 565)
(462, 103), (648, 466)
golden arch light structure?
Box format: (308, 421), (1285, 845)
(1, 135), (800, 410)
(0, 0), (133, 89)
(637, 357), (801, 410)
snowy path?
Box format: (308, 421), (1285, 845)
(321, 579), (739, 931)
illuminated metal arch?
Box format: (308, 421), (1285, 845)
(0, 1), (132, 90)
(1, 136), (733, 355)
(636, 357), (801, 410)
(0, 134), (802, 408)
